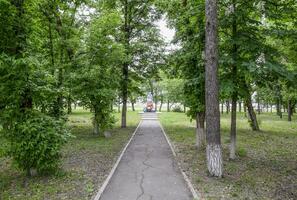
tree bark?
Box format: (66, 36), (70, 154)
(167, 100), (170, 112)
(121, 0), (130, 128)
(230, 1), (237, 159)
(205, 0), (223, 177)
(257, 95), (261, 115)
(93, 106), (100, 135)
(230, 93), (237, 159)
(121, 69), (128, 127)
(239, 101), (241, 112)
(67, 96), (72, 114)
(275, 85), (283, 118)
(246, 95), (260, 131)
(288, 100), (292, 122)
(12, 1), (33, 113)
(131, 102), (135, 111)
(196, 112), (205, 149)
(155, 96), (158, 112)
(226, 100), (230, 114)
(159, 99), (163, 112)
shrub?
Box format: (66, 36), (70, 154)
(2, 111), (71, 176)
(172, 105), (183, 113)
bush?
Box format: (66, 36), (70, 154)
(2, 111), (71, 175)
(172, 105), (183, 113)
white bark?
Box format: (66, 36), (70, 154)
(207, 144), (223, 177)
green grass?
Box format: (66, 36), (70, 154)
(0, 109), (140, 200)
(160, 112), (297, 200)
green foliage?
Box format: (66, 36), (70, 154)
(72, 8), (123, 133)
(1, 111), (70, 175)
(237, 147), (247, 158)
(172, 106), (183, 113)
(159, 0), (205, 120)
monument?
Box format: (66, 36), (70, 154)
(144, 92), (155, 112)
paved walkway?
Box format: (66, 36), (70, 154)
(100, 113), (193, 200)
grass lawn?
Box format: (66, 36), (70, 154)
(160, 112), (297, 200)
(0, 109), (140, 200)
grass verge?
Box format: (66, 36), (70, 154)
(160, 112), (297, 200)
(0, 109), (140, 200)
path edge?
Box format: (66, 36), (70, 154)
(159, 121), (202, 200)
(93, 121), (142, 200)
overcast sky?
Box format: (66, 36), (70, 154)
(156, 17), (175, 43)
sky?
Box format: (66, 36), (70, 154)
(156, 17), (175, 43)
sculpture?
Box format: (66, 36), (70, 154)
(144, 92), (155, 112)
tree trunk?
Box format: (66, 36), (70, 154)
(230, 2), (237, 159)
(159, 100), (163, 112)
(67, 96), (72, 114)
(196, 112), (205, 149)
(271, 104), (273, 113)
(230, 94), (237, 159)
(288, 100), (292, 122)
(221, 102), (224, 114)
(56, 67), (64, 118)
(48, 19), (55, 75)
(257, 95), (261, 115)
(276, 100), (282, 118)
(239, 101), (241, 112)
(246, 95), (260, 131)
(167, 100), (170, 112)
(13, 1), (33, 114)
(131, 102), (135, 111)
(93, 107), (100, 135)
(205, 0), (223, 177)
(276, 85), (283, 119)
(121, 0), (130, 128)
(226, 100), (230, 114)
(121, 63), (128, 128)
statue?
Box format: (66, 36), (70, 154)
(147, 92), (153, 102)
(144, 92), (155, 112)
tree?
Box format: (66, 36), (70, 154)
(0, 0), (70, 176)
(205, 0), (223, 177)
(104, 0), (162, 128)
(158, 0), (207, 148)
(73, 9), (124, 135)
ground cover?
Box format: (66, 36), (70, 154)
(160, 112), (297, 199)
(0, 109), (140, 200)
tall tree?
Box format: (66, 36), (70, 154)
(106, 0), (162, 128)
(205, 0), (223, 177)
(160, 0), (206, 149)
